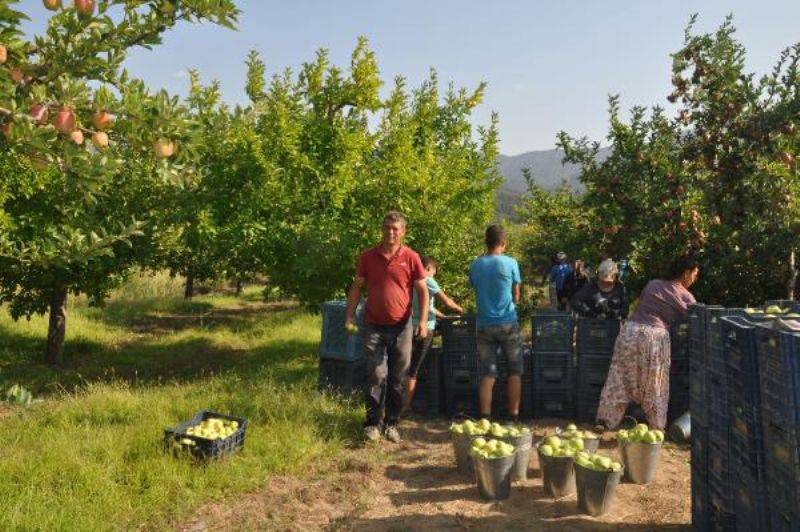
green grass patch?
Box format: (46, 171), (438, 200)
(0, 285), (365, 530)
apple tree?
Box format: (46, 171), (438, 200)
(0, 0), (238, 363)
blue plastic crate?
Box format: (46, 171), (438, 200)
(755, 323), (800, 427)
(533, 390), (575, 419)
(576, 318), (621, 355)
(319, 300), (365, 361)
(532, 311), (574, 352)
(318, 357), (366, 395)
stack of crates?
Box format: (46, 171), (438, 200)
(688, 303), (711, 532)
(721, 315), (770, 532)
(440, 316), (480, 417)
(531, 311), (575, 419)
(668, 320), (690, 422)
(575, 318), (621, 421)
(755, 321), (800, 530)
(704, 306), (739, 530)
(318, 300), (366, 395)
(410, 345), (444, 417)
(492, 345), (534, 419)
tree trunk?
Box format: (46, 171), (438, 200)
(44, 287), (68, 365)
(235, 279), (243, 295)
(788, 249), (797, 300)
(184, 272), (195, 299)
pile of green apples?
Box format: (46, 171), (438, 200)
(575, 451), (622, 473)
(185, 417), (240, 441)
(616, 423), (664, 444)
(488, 422), (531, 439)
(538, 434), (585, 457)
(450, 418), (491, 436)
(470, 438), (516, 459)
(560, 423), (599, 441)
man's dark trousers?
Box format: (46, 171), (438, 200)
(362, 319), (413, 427)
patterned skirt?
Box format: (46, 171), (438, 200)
(595, 320), (671, 429)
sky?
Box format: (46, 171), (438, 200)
(16, 0), (800, 155)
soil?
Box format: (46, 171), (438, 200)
(179, 419), (691, 531)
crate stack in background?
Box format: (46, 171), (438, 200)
(410, 345), (444, 417)
(575, 318), (621, 421)
(755, 319), (800, 530)
(531, 311), (575, 419)
(721, 315), (770, 532)
(492, 345), (534, 419)
(318, 300), (366, 395)
(688, 304), (711, 532)
(439, 315), (480, 418)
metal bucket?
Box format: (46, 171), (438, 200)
(451, 433), (477, 475)
(618, 440), (662, 484)
(501, 432), (533, 480)
(583, 437), (600, 453)
(537, 446), (576, 498)
(575, 463), (624, 516)
(474, 453), (516, 500)
(668, 411), (691, 443)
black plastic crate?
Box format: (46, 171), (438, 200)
(704, 307), (740, 355)
(318, 358), (366, 395)
(576, 318), (621, 354)
(577, 355), (612, 396)
(707, 345), (726, 385)
(533, 360), (574, 390)
(164, 410), (248, 460)
(722, 316), (762, 409)
(671, 320), (689, 359)
(445, 388), (479, 418)
(763, 420), (800, 486)
(692, 423), (708, 478)
(532, 311), (574, 352)
(533, 390), (575, 419)
(691, 473), (711, 532)
(575, 398), (599, 422)
(729, 398), (765, 478)
(687, 303), (711, 345)
(756, 323), (800, 428)
(442, 349), (480, 390)
(707, 372), (728, 420)
(440, 316), (477, 354)
(690, 357), (707, 427)
(411, 347), (443, 417)
(733, 467), (770, 532)
(765, 299), (797, 310)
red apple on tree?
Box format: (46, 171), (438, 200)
(2, 122), (11, 139)
(0, 45), (7, 64)
(69, 130), (84, 145)
(29, 103), (49, 125)
(91, 131), (108, 148)
(153, 137), (175, 158)
(92, 111), (115, 130)
(54, 107), (75, 133)
(780, 152), (794, 167)
(75, 0), (95, 16)
(43, 0), (62, 10)
(677, 221), (688, 232)
(9, 68), (24, 84)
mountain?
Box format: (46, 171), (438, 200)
(497, 146), (612, 192)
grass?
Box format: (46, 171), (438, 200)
(0, 274), (365, 530)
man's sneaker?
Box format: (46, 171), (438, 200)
(384, 425), (402, 443)
(364, 425), (381, 442)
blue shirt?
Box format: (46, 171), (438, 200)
(469, 254), (521, 327)
(412, 276), (441, 329)
(550, 263), (572, 291)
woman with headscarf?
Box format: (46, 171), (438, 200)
(595, 255), (699, 429)
(570, 259), (628, 319)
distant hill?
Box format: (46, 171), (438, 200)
(494, 147), (610, 219)
(498, 146), (611, 192)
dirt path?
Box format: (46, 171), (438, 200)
(179, 419), (691, 531)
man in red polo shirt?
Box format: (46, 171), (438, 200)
(345, 211), (429, 443)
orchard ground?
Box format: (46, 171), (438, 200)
(0, 275), (689, 530)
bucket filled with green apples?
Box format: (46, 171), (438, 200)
(536, 432), (586, 498)
(450, 419), (491, 475)
(469, 438), (517, 500)
(616, 423), (664, 484)
(574, 451), (624, 516)
(488, 422), (533, 481)
(556, 423), (601, 453)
